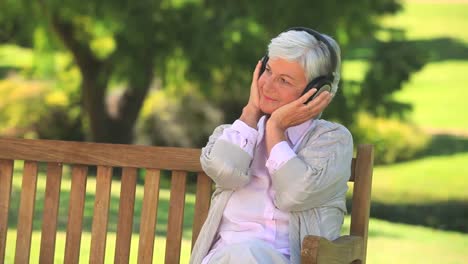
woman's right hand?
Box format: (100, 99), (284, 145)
(239, 60), (263, 128)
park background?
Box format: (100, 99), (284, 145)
(1, 0), (467, 263)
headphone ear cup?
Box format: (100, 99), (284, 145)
(302, 76), (332, 104)
(259, 55), (269, 79)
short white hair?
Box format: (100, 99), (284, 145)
(268, 30), (341, 95)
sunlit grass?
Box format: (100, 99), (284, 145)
(371, 152), (468, 203)
(381, 2), (468, 42)
(5, 215), (467, 263)
(394, 61), (468, 130)
(344, 2), (468, 131)
(4, 229), (193, 264)
(364, 218), (467, 264)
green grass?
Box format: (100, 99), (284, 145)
(381, 2), (468, 42)
(394, 61), (468, 131)
(364, 218), (467, 264)
(344, 1), (468, 131)
(5, 219), (468, 264)
(4, 229), (193, 264)
(372, 152), (468, 203)
(4, 164), (197, 263)
(4, 153), (468, 263)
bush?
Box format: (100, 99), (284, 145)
(136, 90), (224, 148)
(351, 113), (430, 164)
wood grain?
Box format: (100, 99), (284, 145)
(349, 145), (374, 264)
(39, 162), (63, 264)
(0, 159), (14, 264)
(191, 172), (212, 250)
(165, 171), (187, 264)
(114, 167), (137, 264)
(64, 165), (88, 264)
(137, 169), (161, 264)
(14, 161), (38, 264)
(89, 166), (113, 264)
(0, 137), (201, 171)
(301, 235), (363, 264)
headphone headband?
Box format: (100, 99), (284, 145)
(287, 27), (337, 77)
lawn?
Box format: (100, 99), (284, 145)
(4, 151), (468, 263)
(344, 1), (468, 131)
(372, 152), (468, 203)
(5, 217), (468, 264)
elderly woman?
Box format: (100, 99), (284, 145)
(190, 27), (353, 264)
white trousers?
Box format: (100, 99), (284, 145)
(203, 240), (290, 264)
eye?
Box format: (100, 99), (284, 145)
(265, 66), (272, 74)
(279, 77), (291, 86)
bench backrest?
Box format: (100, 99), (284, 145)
(0, 137), (373, 264)
(0, 137), (211, 264)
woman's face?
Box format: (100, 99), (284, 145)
(258, 57), (308, 114)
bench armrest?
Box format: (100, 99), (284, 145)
(301, 235), (364, 264)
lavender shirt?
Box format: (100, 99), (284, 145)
(191, 118), (353, 264)
(203, 117), (313, 262)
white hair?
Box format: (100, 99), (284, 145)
(268, 30), (341, 96)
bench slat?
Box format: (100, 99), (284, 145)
(89, 166), (113, 264)
(15, 161), (38, 264)
(115, 167), (137, 264)
(64, 165), (88, 264)
(191, 172), (212, 250)
(350, 158), (356, 182)
(0, 137), (202, 171)
(165, 171), (187, 264)
(39, 162), (63, 264)
(138, 169), (161, 264)
(350, 145), (374, 264)
(0, 159), (14, 264)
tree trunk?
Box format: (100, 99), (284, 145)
(49, 17), (153, 144)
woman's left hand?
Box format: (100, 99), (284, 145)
(268, 88), (332, 132)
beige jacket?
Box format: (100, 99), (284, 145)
(190, 119), (353, 264)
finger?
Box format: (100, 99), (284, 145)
(308, 92), (331, 113)
(306, 90), (330, 107)
(298, 88), (317, 104)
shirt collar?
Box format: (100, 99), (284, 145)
(286, 119), (313, 146)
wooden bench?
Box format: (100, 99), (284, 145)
(0, 137), (373, 264)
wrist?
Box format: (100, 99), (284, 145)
(240, 105), (262, 128)
(265, 119), (287, 154)
(267, 116), (286, 133)
(267, 120), (285, 136)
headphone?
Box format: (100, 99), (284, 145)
(259, 27), (337, 104)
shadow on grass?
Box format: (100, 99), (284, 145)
(345, 37), (468, 62)
(420, 133), (468, 157)
(347, 199), (468, 233)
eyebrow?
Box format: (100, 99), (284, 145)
(266, 63), (297, 82)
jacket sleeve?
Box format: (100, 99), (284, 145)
(271, 122), (353, 212)
(200, 124), (253, 190)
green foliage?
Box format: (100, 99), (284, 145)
(0, 0), (406, 143)
(352, 112), (430, 164)
(0, 41), (84, 140)
(0, 76), (47, 138)
(137, 90), (223, 148)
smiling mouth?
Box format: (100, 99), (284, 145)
(263, 95), (276, 101)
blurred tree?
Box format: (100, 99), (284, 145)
(1, 0), (403, 143)
(358, 39), (427, 118)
